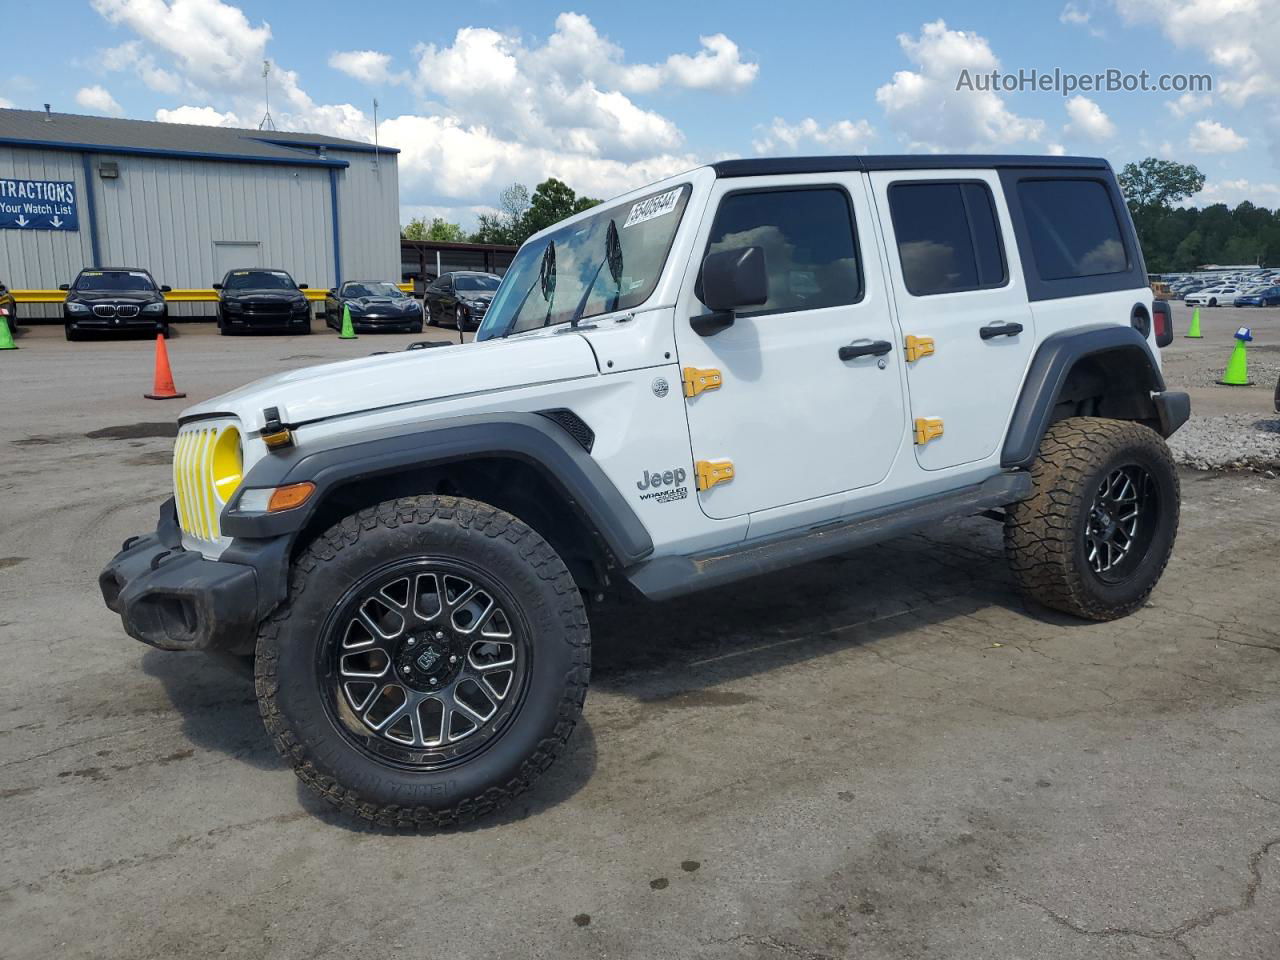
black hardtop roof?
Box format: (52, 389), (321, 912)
(711, 154), (1111, 178)
(79, 266), (153, 274)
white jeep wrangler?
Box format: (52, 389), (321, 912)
(101, 154), (1189, 827)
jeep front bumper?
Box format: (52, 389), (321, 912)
(99, 498), (267, 655)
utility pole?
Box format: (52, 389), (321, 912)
(372, 98), (381, 174)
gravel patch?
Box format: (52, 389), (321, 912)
(1169, 412), (1280, 472)
(1176, 355), (1280, 389)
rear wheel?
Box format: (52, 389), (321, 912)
(1004, 417), (1179, 621)
(256, 495), (590, 828)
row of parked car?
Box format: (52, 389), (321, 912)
(1161, 271), (1280, 308)
(39, 267), (504, 340)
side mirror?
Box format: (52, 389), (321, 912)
(59, 283), (70, 291)
(212, 282), (223, 290)
(327, 288), (337, 296)
(297, 283), (309, 290)
(692, 245), (767, 336)
(160, 285), (172, 293)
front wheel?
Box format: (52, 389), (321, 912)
(424, 303), (437, 326)
(1209, 298), (1218, 307)
(255, 496), (590, 828)
(1004, 417), (1179, 621)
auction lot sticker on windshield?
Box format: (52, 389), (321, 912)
(624, 189), (682, 229)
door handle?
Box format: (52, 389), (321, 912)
(838, 340), (893, 361)
(979, 321), (1024, 340)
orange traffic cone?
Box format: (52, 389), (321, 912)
(144, 333), (186, 400)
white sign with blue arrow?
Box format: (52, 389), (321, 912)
(0, 178), (79, 231)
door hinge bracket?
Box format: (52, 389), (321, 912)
(683, 367), (723, 398)
(913, 417), (944, 445)
(695, 459), (735, 491)
(904, 335), (935, 363)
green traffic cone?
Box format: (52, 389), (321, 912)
(339, 304), (357, 340)
(1217, 340), (1252, 386)
(1185, 306), (1202, 339)
(0, 315), (15, 350)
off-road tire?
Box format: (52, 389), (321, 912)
(255, 495), (590, 829)
(1004, 417), (1179, 621)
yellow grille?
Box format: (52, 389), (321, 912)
(173, 423), (234, 541)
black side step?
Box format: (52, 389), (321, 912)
(625, 472), (1032, 601)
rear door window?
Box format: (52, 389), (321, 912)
(887, 182), (1007, 296)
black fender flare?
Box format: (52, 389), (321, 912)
(221, 410), (654, 566)
(1001, 324), (1168, 470)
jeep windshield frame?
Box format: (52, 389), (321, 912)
(478, 183), (692, 340)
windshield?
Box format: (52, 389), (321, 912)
(74, 270), (155, 292)
(478, 183), (692, 339)
(344, 282), (403, 298)
(455, 275), (501, 292)
(224, 270), (296, 291)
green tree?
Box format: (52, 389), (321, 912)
(1118, 158), (1206, 212)
(523, 178), (601, 236)
(468, 178), (600, 245)
(402, 216), (466, 242)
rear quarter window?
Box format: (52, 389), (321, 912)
(1016, 179), (1129, 280)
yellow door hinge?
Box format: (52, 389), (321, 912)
(904, 335), (935, 363)
(683, 367), (723, 398)
(695, 459), (735, 491)
(914, 417), (944, 445)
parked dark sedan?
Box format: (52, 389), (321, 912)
(215, 268), (312, 335)
(60, 268), (171, 341)
(1233, 286), (1280, 307)
(423, 271), (501, 331)
(324, 281), (423, 333)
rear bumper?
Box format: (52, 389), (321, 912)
(99, 499), (266, 655)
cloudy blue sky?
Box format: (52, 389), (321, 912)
(3, 0), (1277, 227)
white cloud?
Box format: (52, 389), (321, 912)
(0, 96), (13, 109)
(1115, 0), (1277, 108)
(328, 49), (400, 85)
(752, 117), (875, 154)
(1192, 178), (1280, 206)
(154, 105), (239, 126)
(659, 33), (758, 92)
(75, 84), (124, 116)
(1047, 142), (1068, 156)
(1165, 91), (1212, 118)
(84, 5), (753, 217)
(875, 20), (1044, 152)
(100, 41), (189, 96)
(1060, 3), (1105, 36)
(1188, 119), (1248, 153)
(1063, 95), (1116, 141)
(91, 0), (271, 94)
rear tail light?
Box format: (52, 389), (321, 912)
(1151, 299), (1173, 348)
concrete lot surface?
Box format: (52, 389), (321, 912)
(1, 318), (1278, 959)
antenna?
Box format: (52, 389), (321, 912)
(372, 97), (380, 173)
(258, 60), (276, 131)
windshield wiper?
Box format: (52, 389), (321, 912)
(569, 220), (622, 328)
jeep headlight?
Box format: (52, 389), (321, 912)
(211, 427), (243, 502)
(66, 301), (89, 314)
(142, 302), (165, 314)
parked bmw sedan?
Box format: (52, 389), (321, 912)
(1234, 285), (1280, 307)
(60, 268), (171, 341)
(324, 281), (423, 333)
(423, 271), (501, 331)
(214, 269), (312, 335)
